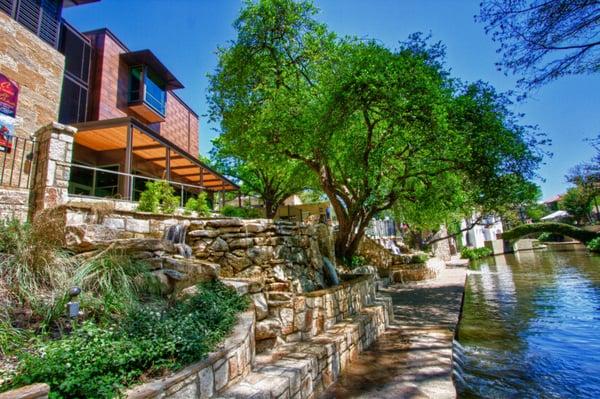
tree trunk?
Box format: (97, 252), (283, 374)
(333, 209), (371, 264)
(264, 198), (277, 219)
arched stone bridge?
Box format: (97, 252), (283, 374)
(501, 222), (598, 244)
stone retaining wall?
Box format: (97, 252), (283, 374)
(126, 310), (255, 399)
(357, 236), (429, 277)
(0, 188), (30, 222)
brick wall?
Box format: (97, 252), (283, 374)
(86, 30), (200, 156)
(0, 12), (64, 139)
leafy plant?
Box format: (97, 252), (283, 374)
(410, 253), (429, 264)
(221, 205), (263, 218)
(350, 255), (367, 269)
(184, 192), (212, 216)
(587, 237), (600, 253)
(460, 247), (493, 261)
(2, 281), (249, 398)
(137, 181), (180, 214)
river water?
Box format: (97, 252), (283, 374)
(455, 248), (600, 398)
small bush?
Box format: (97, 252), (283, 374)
(460, 246), (493, 260)
(410, 253), (429, 264)
(587, 237), (600, 253)
(350, 255), (367, 269)
(137, 181), (180, 214)
(184, 192), (211, 217)
(3, 280), (249, 398)
(221, 205), (263, 218)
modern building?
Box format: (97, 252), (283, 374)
(0, 0), (236, 220)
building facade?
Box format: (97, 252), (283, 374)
(0, 0), (236, 220)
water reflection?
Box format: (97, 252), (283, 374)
(456, 249), (600, 398)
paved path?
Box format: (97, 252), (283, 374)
(321, 266), (467, 399)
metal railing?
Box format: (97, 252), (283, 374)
(63, 162), (207, 207)
(0, 136), (37, 189)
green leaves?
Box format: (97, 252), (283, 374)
(208, 0), (545, 258)
(3, 281), (248, 398)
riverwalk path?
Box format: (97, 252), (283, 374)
(321, 265), (467, 399)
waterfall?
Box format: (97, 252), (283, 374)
(163, 223), (192, 258)
(323, 257), (340, 287)
(452, 339), (468, 388)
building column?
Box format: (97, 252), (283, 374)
(31, 122), (76, 216)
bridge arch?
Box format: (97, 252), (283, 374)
(501, 222), (598, 244)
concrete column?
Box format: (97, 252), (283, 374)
(31, 122), (76, 216)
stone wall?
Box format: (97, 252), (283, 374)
(0, 188), (29, 222)
(357, 236), (424, 275)
(0, 383), (49, 399)
(0, 13), (64, 140)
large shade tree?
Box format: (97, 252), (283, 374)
(208, 0), (545, 262)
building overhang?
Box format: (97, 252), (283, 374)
(72, 117), (238, 191)
(121, 50), (184, 90)
(63, 0), (101, 7)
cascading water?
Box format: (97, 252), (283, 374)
(322, 256), (340, 287)
(163, 223), (192, 258)
(452, 339), (468, 389)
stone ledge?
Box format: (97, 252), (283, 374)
(0, 383), (49, 399)
(220, 300), (390, 399)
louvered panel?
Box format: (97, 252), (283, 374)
(15, 0), (40, 34)
(38, 0), (61, 46)
(0, 0), (15, 15)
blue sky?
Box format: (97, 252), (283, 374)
(64, 0), (600, 200)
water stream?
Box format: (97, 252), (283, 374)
(455, 248), (600, 398)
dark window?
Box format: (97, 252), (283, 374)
(128, 66), (143, 103)
(58, 77), (87, 124)
(58, 21), (90, 124)
(2, 0), (62, 48)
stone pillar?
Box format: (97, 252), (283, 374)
(31, 122), (76, 216)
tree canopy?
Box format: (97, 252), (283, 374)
(478, 0), (600, 89)
(209, 0), (545, 261)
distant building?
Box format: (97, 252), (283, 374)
(461, 214), (503, 248)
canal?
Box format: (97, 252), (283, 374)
(455, 248), (600, 398)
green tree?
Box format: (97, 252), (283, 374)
(208, 0), (544, 261)
(560, 186), (593, 224)
(211, 144), (313, 218)
(478, 0), (600, 89)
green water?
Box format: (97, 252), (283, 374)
(455, 249), (600, 398)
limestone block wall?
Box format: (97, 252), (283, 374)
(0, 188), (29, 222)
(0, 13), (64, 140)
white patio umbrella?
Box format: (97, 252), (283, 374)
(540, 210), (571, 221)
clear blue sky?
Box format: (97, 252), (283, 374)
(64, 0), (600, 200)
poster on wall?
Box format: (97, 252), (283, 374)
(0, 115), (15, 153)
(0, 73), (19, 118)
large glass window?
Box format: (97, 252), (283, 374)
(144, 69), (166, 116)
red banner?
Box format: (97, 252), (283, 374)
(0, 73), (19, 118)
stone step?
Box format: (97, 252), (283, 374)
(266, 291), (293, 302)
(218, 301), (389, 399)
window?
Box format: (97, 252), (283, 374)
(128, 66), (166, 117)
(144, 69), (166, 115)
(129, 66), (143, 103)
(1, 0), (62, 48)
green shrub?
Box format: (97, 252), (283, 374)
(137, 181), (180, 214)
(184, 192), (212, 217)
(410, 253), (429, 264)
(221, 205), (263, 218)
(460, 246), (493, 260)
(350, 255), (367, 268)
(587, 237), (600, 253)
(3, 281), (249, 399)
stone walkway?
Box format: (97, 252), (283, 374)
(321, 266), (467, 399)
